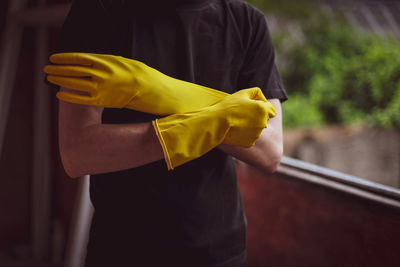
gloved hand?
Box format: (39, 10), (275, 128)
(153, 87), (277, 170)
(44, 53), (228, 115)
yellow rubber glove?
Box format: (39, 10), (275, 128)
(153, 88), (277, 170)
(44, 53), (228, 115)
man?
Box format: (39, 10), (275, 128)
(47, 0), (287, 266)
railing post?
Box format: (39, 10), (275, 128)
(31, 0), (53, 261)
(64, 175), (94, 267)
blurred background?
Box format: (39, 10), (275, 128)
(0, 0), (399, 266)
(248, 0), (400, 188)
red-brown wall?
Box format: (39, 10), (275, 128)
(237, 162), (400, 267)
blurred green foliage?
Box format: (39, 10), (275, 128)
(246, 0), (400, 128)
(277, 19), (400, 128)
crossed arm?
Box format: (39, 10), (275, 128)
(58, 88), (283, 178)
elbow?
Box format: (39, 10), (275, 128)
(61, 154), (81, 179)
(59, 146), (86, 179)
(63, 165), (81, 179)
(264, 145), (283, 174)
(265, 157), (281, 174)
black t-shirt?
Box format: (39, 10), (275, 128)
(54, 0), (287, 266)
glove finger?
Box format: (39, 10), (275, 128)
(255, 102), (277, 123)
(53, 53), (116, 72)
(264, 101), (277, 118)
(47, 75), (94, 94)
(251, 87), (268, 102)
(56, 91), (94, 105)
(50, 53), (122, 74)
(50, 53), (95, 66)
(44, 64), (95, 77)
(234, 87), (267, 102)
(44, 65), (107, 82)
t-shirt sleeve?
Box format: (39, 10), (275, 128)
(236, 6), (288, 102)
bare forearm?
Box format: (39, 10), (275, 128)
(58, 95), (164, 178)
(60, 122), (164, 177)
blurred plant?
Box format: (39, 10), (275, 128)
(277, 15), (400, 128)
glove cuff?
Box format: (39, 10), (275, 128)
(152, 120), (174, 171)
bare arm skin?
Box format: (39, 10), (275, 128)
(218, 99), (283, 174)
(58, 87), (164, 178)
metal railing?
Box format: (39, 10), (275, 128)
(279, 156), (400, 209)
